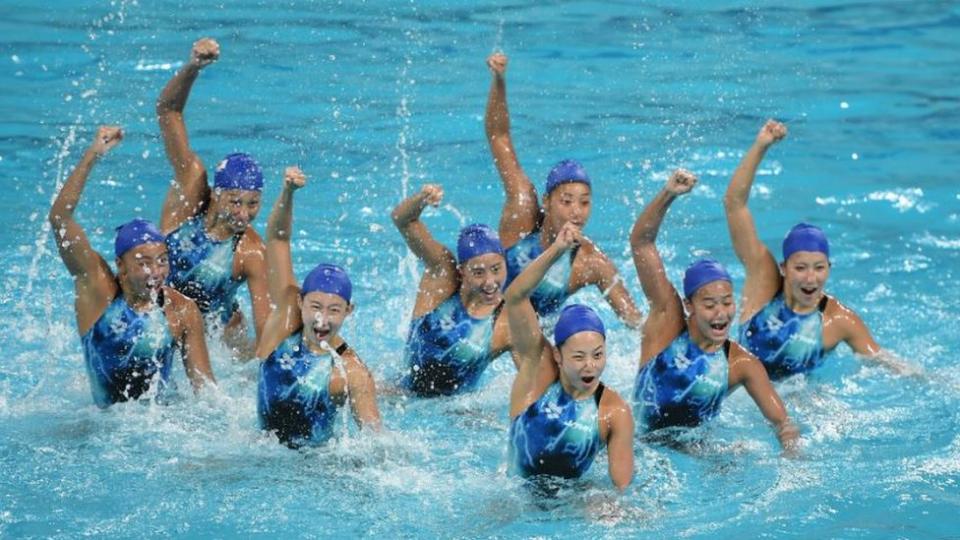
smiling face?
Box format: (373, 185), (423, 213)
(543, 183), (592, 232)
(211, 188), (262, 234)
(459, 252), (507, 306)
(299, 291), (353, 350)
(685, 280), (736, 346)
(116, 242), (169, 298)
(556, 331), (606, 396)
(781, 251), (831, 311)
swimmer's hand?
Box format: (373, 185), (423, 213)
(190, 37), (220, 68)
(419, 184), (443, 207)
(756, 119), (787, 148)
(666, 168), (697, 196)
(284, 166), (306, 190)
(777, 421), (801, 459)
(554, 221), (583, 251)
(90, 126), (123, 156)
(487, 52), (507, 76)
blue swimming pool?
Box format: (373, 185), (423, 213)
(1, 1), (958, 537)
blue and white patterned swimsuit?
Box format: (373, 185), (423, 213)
(402, 295), (500, 396)
(633, 332), (730, 431)
(504, 229), (574, 316)
(740, 293), (828, 380)
(165, 215), (243, 325)
(258, 332), (347, 446)
(509, 381), (604, 480)
(81, 292), (175, 408)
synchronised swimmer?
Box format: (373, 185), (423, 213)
(47, 36), (917, 492)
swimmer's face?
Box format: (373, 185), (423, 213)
(544, 183), (591, 231)
(116, 242), (169, 296)
(781, 251), (831, 310)
(299, 291), (353, 348)
(557, 331), (606, 395)
(212, 188), (262, 234)
(459, 253), (506, 306)
(685, 280), (735, 345)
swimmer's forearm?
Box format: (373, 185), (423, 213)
(266, 185), (296, 242)
(724, 142), (768, 209)
(775, 419), (800, 454)
(504, 243), (566, 304)
(485, 71), (509, 138)
(630, 188), (677, 248)
(49, 148), (100, 225)
(156, 62), (200, 116)
(390, 191), (428, 228)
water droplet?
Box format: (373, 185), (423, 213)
(840, 101), (849, 109)
(851, 153), (859, 160)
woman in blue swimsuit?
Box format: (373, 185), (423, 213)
(484, 53), (641, 327)
(156, 38), (271, 358)
(48, 126), (214, 407)
(506, 222), (634, 491)
(630, 169), (798, 450)
(392, 184), (514, 397)
(724, 120), (917, 379)
(255, 167), (381, 447)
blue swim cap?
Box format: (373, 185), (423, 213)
(214, 152), (264, 191)
(683, 258), (732, 299)
(554, 304), (606, 347)
(545, 159), (591, 196)
(782, 222), (829, 261)
(457, 224), (504, 264)
(301, 263), (352, 303)
(114, 218), (165, 259)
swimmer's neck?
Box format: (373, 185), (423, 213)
(121, 285), (161, 313)
(459, 288), (500, 318)
(686, 319), (725, 353)
(783, 289), (823, 315)
(558, 371), (596, 401)
(203, 212), (239, 241)
(303, 333), (345, 356)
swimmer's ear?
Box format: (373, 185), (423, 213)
(346, 303), (355, 316)
(682, 297), (693, 315)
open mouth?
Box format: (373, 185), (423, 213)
(800, 286), (818, 295)
(581, 376), (596, 385)
(709, 321), (729, 333)
(313, 327), (330, 341)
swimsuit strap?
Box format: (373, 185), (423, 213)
(335, 341), (349, 356)
(817, 294), (830, 313)
(722, 339), (731, 358)
(492, 299), (506, 322)
(593, 381), (606, 406)
(157, 286), (166, 308)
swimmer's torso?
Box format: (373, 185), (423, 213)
(258, 332), (345, 446)
(740, 293), (827, 380)
(402, 295), (499, 396)
(165, 214), (243, 325)
(505, 229), (573, 316)
(81, 293), (176, 408)
(633, 331), (730, 431)
(509, 381), (604, 480)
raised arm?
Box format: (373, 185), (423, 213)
(723, 120), (786, 315)
(48, 126), (123, 333)
(264, 167), (305, 305)
(156, 38), (220, 233)
(729, 343), (799, 454)
(485, 53), (539, 247)
(391, 184), (458, 317)
(630, 170), (696, 361)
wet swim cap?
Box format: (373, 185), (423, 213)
(114, 218), (165, 258)
(782, 222), (829, 261)
(554, 304), (606, 347)
(683, 259), (732, 299)
(214, 152), (264, 191)
(301, 263), (352, 303)
(457, 224), (504, 264)
(545, 159), (591, 195)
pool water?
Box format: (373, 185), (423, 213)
(1, 1), (959, 537)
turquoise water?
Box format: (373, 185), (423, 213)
(2, 1), (959, 537)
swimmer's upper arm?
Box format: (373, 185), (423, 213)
(344, 353), (382, 431)
(603, 392), (635, 492)
(238, 230), (270, 340)
(583, 247), (642, 329)
(168, 289), (215, 389)
(829, 300), (881, 357)
(254, 287), (302, 359)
